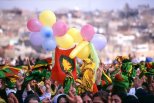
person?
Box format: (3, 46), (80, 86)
(110, 92), (127, 103)
(81, 91), (93, 103)
(39, 79), (52, 103)
(52, 94), (69, 103)
(0, 79), (8, 102)
(24, 94), (40, 103)
(93, 91), (109, 103)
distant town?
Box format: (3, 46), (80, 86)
(0, 4), (154, 62)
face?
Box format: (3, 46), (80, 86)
(29, 99), (39, 103)
(93, 96), (104, 103)
(59, 97), (67, 103)
(83, 95), (92, 103)
(111, 95), (122, 103)
(30, 80), (37, 87)
(42, 98), (50, 103)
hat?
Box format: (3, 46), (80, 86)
(113, 74), (129, 89)
(146, 57), (153, 62)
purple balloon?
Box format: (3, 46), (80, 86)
(91, 34), (107, 51)
(52, 21), (68, 36)
(27, 18), (42, 32)
(29, 32), (44, 46)
(81, 24), (95, 41)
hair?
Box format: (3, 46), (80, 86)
(57, 94), (69, 103)
(24, 94), (40, 103)
(93, 91), (109, 103)
(112, 85), (127, 93)
(81, 91), (93, 100)
(111, 92), (127, 103)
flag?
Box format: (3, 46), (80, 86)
(51, 47), (77, 84)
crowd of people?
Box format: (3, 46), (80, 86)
(0, 55), (154, 103)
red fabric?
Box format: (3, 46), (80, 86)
(115, 74), (124, 81)
(5, 67), (20, 77)
(51, 47), (77, 84)
(101, 80), (106, 86)
(93, 83), (98, 93)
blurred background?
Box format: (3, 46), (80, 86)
(0, 0), (154, 63)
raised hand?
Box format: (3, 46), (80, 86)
(8, 93), (19, 103)
(16, 76), (24, 90)
(66, 91), (83, 103)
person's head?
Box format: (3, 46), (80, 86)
(41, 98), (51, 103)
(93, 91), (109, 103)
(81, 91), (93, 103)
(29, 80), (37, 90)
(24, 94), (40, 103)
(53, 94), (69, 103)
(111, 92), (127, 103)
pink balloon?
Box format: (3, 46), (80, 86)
(27, 18), (42, 32)
(81, 24), (95, 41)
(52, 21), (68, 36)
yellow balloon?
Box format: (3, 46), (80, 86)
(39, 10), (56, 26)
(69, 41), (89, 59)
(77, 45), (90, 59)
(55, 34), (74, 49)
(67, 28), (83, 43)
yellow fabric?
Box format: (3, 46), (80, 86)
(51, 88), (56, 96)
(0, 98), (6, 103)
(76, 59), (95, 94)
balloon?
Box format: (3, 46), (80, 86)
(69, 41), (89, 59)
(42, 39), (56, 51)
(55, 34), (74, 49)
(77, 44), (90, 59)
(81, 24), (95, 41)
(91, 34), (107, 51)
(67, 28), (83, 43)
(27, 18), (42, 32)
(29, 32), (44, 46)
(53, 21), (68, 37)
(39, 10), (56, 26)
(41, 27), (53, 39)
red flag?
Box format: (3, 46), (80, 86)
(51, 47), (77, 84)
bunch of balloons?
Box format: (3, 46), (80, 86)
(27, 10), (57, 51)
(27, 10), (107, 58)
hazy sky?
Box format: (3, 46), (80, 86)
(0, 0), (154, 11)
